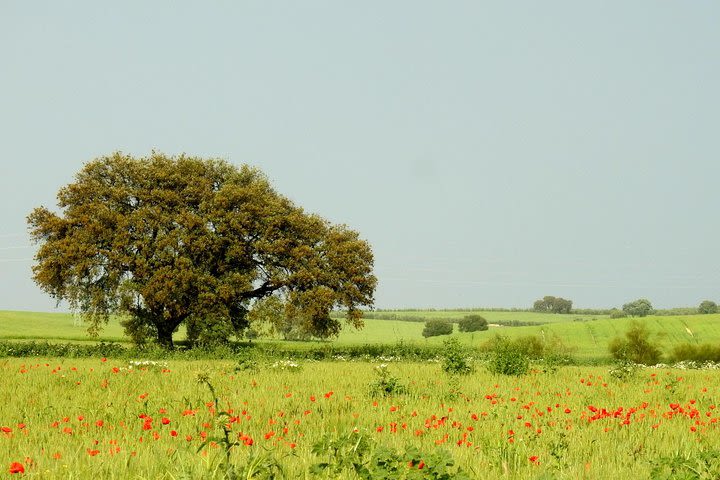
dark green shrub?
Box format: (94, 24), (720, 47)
(422, 319), (453, 338)
(458, 315), (488, 332)
(671, 343), (720, 363)
(609, 308), (627, 319)
(186, 315), (234, 347)
(608, 322), (662, 365)
(441, 337), (474, 375)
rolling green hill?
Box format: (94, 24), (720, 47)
(1, 310), (719, 361)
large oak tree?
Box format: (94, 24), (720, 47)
(28, 152), (376, 348)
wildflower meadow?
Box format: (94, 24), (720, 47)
(2, 357), (720, 479)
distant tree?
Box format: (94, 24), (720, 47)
(609, 308), (627, 319)
(622, 299), (654, 318)
(458, 314), (488, 332)
(533, 296), (572, 314)
(27, 152), (376, 348)
(698, 300), (718, 315)
(422, 319), (453, 338)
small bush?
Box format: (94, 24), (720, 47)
(609, 308), (627, 319)
(422, 319), (453, 338)
(368, 364), (407, 397)
(441, 337), (474, 375)
(458, 315), (488, 332)
(486, 337), (530, 376)
(608, 322), (662, 365)
(482, 334), (574, 375)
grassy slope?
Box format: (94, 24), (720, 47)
(2, 310), (720, 360)
(0, 310), (187, 343)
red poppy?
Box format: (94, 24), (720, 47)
(9, 462), (24, 474)
(529, 456), (540, 464)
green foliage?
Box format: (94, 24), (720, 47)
(485, 336), (530, 376)
(197, 375), (287, 479)
(482, 333), (575, 375)
(622, 298), (654, 317)
(650, 450), (720, 479)
(533, 296), (573, 314)
(234, 348), (261, 372)
(0, 341), (127, 358)
(698, 300), (718, 314)
(608, 359), (640, 381)
(27, 152), (376, 348)
(609, 308), (627, 319)
(310, 431), (471, 479)
(440, 337), (475, 375)
(186, 314), (237, 347)
(608, 322), (663, 365)
(671, 343), (720, 363)
(457, 314), (488, 332)
(422, 319), (453, 338)
(368, 364), (408, 397)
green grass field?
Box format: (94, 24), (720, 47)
(3, 310), (720, 362)
(358, 310), (608, 324)
(1, 358), (719, 479)
(3, 310), (720, 478)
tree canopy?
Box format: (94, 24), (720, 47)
(532, 296), (572, 314)
(698, 300), (718, 315)
(458, 314), (488, 332)
(27, 152), (377, 348)
(422, 319), (453, 338)
(622, 298), (654, 318)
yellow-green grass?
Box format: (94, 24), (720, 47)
(1, 358), (719, 478)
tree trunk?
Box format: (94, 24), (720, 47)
(156, 322), (176, 349)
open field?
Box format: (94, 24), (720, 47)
(1, 358), (719, 478)
(356, 310), (609, 324)
(3, 310), (720, 362)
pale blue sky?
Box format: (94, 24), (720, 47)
(2, 2), (719, 311)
